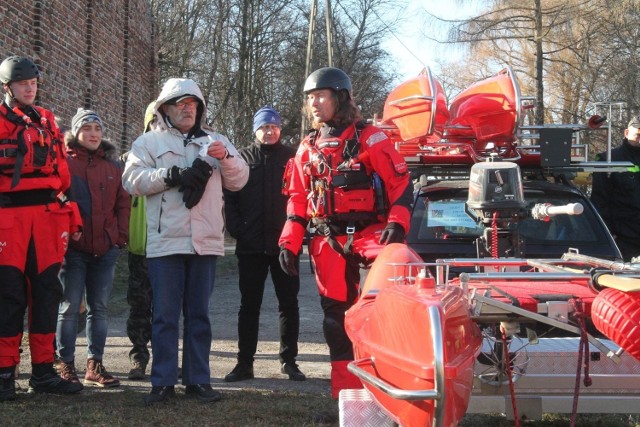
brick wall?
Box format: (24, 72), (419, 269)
(0, 0), (156, 154)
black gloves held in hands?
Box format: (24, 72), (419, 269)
(378, 222), (405, 245)
(164, 158), (213, 209)
(165, 158), (212, 188)
(279, 248), (299, 276)
(190, 157), (214, 180)
(182, 185), (206, 209)
(182, 159), (213, 208)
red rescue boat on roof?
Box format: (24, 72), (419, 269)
(379, 67), (449, 157)
(381, 66), (449, 141)
(446, 66), (521, 152)
(378, 66), (543, 166)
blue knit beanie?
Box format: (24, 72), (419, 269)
(252, 106), (281, 133)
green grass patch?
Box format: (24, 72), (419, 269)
(4, 388), (338, 426)
(459, 413), (639, 426)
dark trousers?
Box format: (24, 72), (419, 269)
(236, 254), (300, 365)
(126, 252), (152, 365)
(319, 260), (360, 362)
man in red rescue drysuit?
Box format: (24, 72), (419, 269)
(278, 67), (413, 398)
(0, 55), (83, 401)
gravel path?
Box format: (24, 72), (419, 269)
(16, 254), (333, 396)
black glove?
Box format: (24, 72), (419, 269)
(180, 159), (213, 209)
(279, 248), (299, 276)
(190, 158), (213, 182)
(166, 159), (213, 209)
(378, 222), (405, 245)
(182, 185), (206, 209)
(164, 159), (212, 188)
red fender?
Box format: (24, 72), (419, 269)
(591, 288), (640, 362)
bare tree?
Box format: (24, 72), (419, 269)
(149, 0), (403, 145)
(422, 0), (638, 132)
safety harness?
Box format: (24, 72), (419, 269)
(0, 102), (59, 189)
(302, 122), (387, 263)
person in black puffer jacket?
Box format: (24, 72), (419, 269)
(591, 115), (640, 261)
(223, 106), (305, 383)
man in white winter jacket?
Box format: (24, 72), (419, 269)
(122, 78), (248, 406)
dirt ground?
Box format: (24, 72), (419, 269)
(16, 253), (334, 397)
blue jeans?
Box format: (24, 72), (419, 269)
(147, 254), (217, 387)
(56, 247), (119, 362)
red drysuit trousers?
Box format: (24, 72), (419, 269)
(0, 203), (71, 369)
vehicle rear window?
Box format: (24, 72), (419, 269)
(412, 190), (606, 244)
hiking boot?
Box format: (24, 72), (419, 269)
(144, 386), (175, 406)
(58, 361), (81, 384)
(224, 363), (254, 382)
(0, 372), (16, 402)
(28, 372), (83, 394)
(185, 384), (222, 403)
(281, 362), (306, 381)
(128, 361), (147, 380)
(53, 354), (62, 373)
(84, 359), (120, 388)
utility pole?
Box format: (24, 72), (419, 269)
(301, 0), (334, 139)
(325, 0), (333, 67)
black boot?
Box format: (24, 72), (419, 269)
(281, 362), (306, 381)
(144, 386), (175, 406)
(0, 370), (16, 402)
(224, 363), (254, 382)
(28, 363), (83, 395)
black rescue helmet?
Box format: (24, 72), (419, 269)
(303, 67), (352, 96)
(0, 56), (40, 84)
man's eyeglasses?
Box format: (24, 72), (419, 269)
(171, 99), (199, 109)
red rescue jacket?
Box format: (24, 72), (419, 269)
(0, 102), (70, 193)
(279, 122), (412, 253)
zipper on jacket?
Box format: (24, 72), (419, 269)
(158, 194), (165, 233)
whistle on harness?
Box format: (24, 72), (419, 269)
(37, 129), (45, 146)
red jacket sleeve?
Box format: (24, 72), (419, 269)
(67, 200), (83, 234)
(360, 125), (413, 233)
(278, 143), (310, 254)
